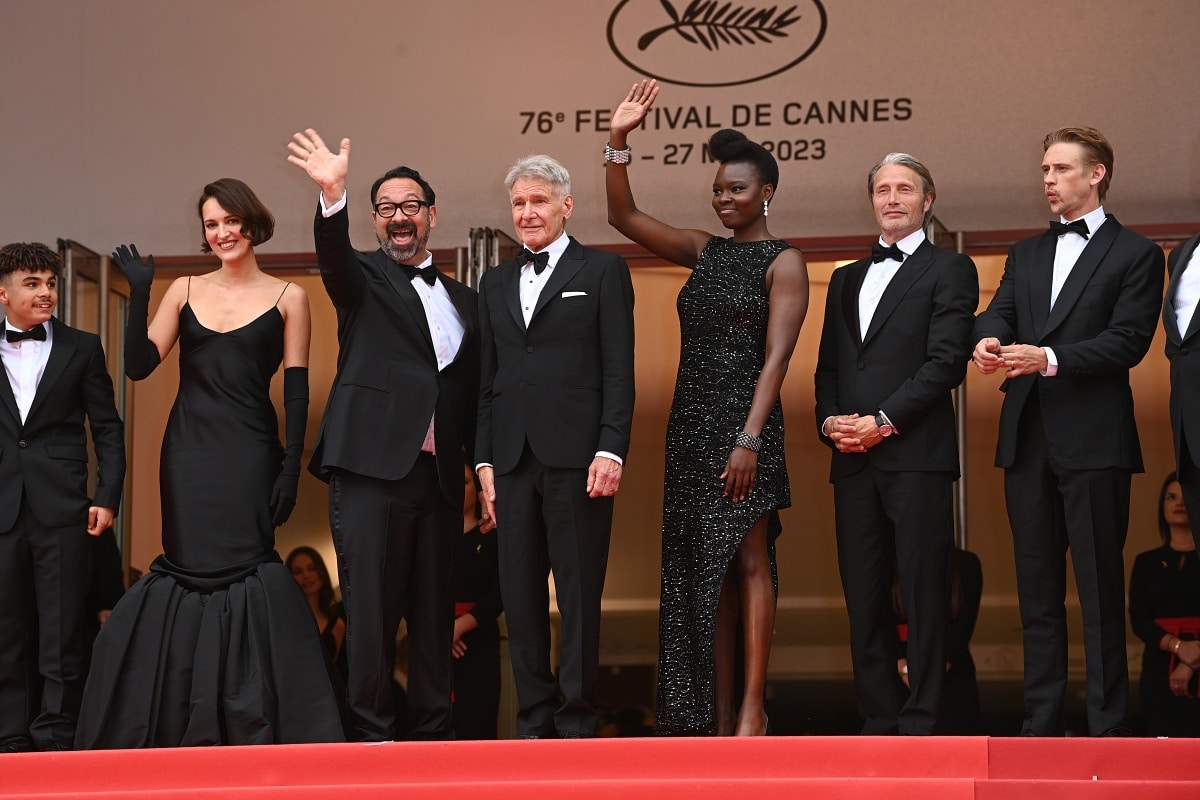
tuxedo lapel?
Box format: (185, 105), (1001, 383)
(25, 320), (77, 423)
(377, 251), (436, 356)
(445, 280), (476, 337)
(1029, 233), (1055, 338)
(862, 242), (936, 346)
(1164, 233), (1200, 345)
(841, 261), (868, 347)
(502, 259), (525, 331)
(530, 238), (585, 324)
(1042, 215), (1120, 340)
(0, 333), (20, 426)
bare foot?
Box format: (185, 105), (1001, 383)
(735, 709), (768, 736)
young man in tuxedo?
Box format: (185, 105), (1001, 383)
(815, 153), (978, 734)
(973, 127), (1164, 736)
(0, 242), (125, 752)
(1164, 232), (1200, 541)
(288, 130), (480, 742)
(475, 155), (635, 738)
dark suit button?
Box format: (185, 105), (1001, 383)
(519, 382), (525, 388)
(1183, 347), (1190, 355)
(526, 346), (534, 353)
(17, 440), (27, 448)
(857, 362), (866, 370)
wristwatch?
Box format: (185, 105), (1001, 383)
(874, 413), (895, 438)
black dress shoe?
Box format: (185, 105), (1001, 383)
(1100, 726), (1133, 737)
(36, 741), (71, 751)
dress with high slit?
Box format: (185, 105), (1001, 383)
(76, 292), (344, 748)
(655, 237), (793, 735)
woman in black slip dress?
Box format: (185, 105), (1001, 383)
(77, 178), (343, 747)
(606, 80), (810, 736)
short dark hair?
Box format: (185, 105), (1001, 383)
(285, 546), (337, 617)
(370, 166), (436, 207)
(1043, 126), (1113, 202)
(0, 242), (62, 281)
(197, 178), (275, 253)
(708, 129), (779, 190)
(1157, 471), (1181, 545)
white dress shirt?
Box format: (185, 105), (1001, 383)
(1173, 244), (1200, 338)
(859, 228), (925, 339)
(1, 321), (53, 424)
(519, 231), (570, 326)
(1044, 205), (1108, 376)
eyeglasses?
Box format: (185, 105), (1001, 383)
(373, 200), (430, 218)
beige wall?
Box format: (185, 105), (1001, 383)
(4, 2), (1200, 256)
(9, 0), (1191, 682)
(124, 250), (1178, 679)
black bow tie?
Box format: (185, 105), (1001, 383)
(518, 249), (552, 275)
(1050, 219), (1090, 239)
(401, 264), (438, 286)
(871, 242), (905, 263)
(6, 325), (46, 344)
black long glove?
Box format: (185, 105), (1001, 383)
(271, 366), (309, 526)
(112, 244), (161, 380)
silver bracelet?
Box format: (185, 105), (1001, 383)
(605, 142), (632, 165)
(734, 430), (762, 452)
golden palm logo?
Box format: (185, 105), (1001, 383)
(608, 0), (827, 87)
(637, 2), (802, 51)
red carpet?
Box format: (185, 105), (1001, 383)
(1, 737), (1198, 799)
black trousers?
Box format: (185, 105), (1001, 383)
(0, 497), (90, 749)
(834, 463), (953, 735)
(495, 446), (613, 738)
(451, 618), (500, 740)
(1005, 401), (1130, 736)
(329, 459), (456, 741)
(1178, 437), (1200, 545)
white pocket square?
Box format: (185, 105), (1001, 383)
(561, 291), (587, 298)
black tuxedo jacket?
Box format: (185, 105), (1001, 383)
(476, 237), (635, 474)
(1164, 232), (1200, 470)
(815, 239), (978, 481)
(973, 215), (1164, 471)
(0, 318), (125, 532)
(308, 204), (480, 502)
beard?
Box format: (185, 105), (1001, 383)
(376, 219), (430, 265)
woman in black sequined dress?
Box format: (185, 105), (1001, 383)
(607, 80), (810, 735)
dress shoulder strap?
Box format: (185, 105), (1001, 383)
(275, 282), (291, 305)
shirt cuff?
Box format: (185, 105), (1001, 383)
(595, 451), (624, 466)
(1041, 347), (1058, 377)
(320, 191), (348, 218)
(474, 463), (494, 474)
(821, 416), (836, 439)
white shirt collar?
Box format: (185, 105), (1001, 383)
(523, 231), (570, 267)
(876, 228), (927, 258)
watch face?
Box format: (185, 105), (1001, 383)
(879, 425), (895, 437)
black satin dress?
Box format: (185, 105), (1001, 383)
(77, 300), (344, 748)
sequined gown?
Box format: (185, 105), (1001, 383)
(656, 237), (793, 735)
(77, 298), (344, 748)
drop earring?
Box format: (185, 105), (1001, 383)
(763, 200), (769, 216)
